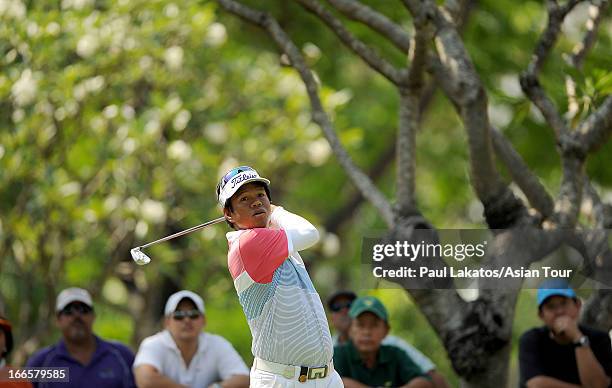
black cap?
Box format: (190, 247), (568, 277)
(0, 316), (13, 358)
(326, 290), (357, 309)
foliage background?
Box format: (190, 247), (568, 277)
(1, 0), (611, 386)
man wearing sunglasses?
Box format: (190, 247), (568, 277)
(217, 166), (342, 388)
(133, 290), (249, 388)
(326, 291), (449, 388)
(26, 288), (136, 387)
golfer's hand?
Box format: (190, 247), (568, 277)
(552, 316), (581, 341)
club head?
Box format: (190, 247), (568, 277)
(131, 247), (151, 266)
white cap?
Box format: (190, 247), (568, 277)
(56, 288), (93, 312)
(164, 290), (205, 316)
(217, 166), (270, 207)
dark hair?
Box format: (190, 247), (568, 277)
(224, 182), (271, 229)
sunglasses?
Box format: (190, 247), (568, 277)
(60, 303), (93, 316)
(330, 301), (353, 312)
(172, 309), (202, 321)
(216, 166), (255, 194)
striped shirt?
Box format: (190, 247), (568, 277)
(226, 207), (333, 367)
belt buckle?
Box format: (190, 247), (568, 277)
(307, 365), (328, 380)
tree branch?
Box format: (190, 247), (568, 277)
(216, 0), (395, 227)
(519, 0), (580, 140)
(396, 88), (419, 215)
(489, 126), (555, 218)
(553, 155), (585, 226)
(396, 15), (431, 215)
(583, 179), (612, 228)
(295, 0), (407, 85)
(569, 0), (609, 70)
(324, 80), (438, 233)
(326, 0), (411, 52)
(577, 95), (612, 154)
(420, 8), (523, 228)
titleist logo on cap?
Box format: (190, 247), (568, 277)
(230, 172), (258, 189)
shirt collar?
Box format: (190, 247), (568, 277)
(57, 336), (109, 363)
(226, 230), (245, 244)
(161, 330), (208, 355)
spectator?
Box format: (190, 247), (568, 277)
(333, 296), (432, 388)
(519, 279), (612, 387)
(0, 315), (33, 388)
(133, 290), (249, 388)
(327, 291), (449, 388)
(26, 288), (136, 388)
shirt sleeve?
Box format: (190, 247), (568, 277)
(393, 346), (429, 384)
(269, 207), (319, 252)
(589, 331), (612, 379)
(214, 336), (250, 380)
(133, 337), (164, 372)
(518, 329), (544, 385)
(238, 228), (290, 283)
(382, 335), (433, 372)
(115, 343), (137, 388)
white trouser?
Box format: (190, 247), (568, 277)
(250, 363), (344, 388)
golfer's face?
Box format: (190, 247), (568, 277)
(166, 299), (205, 342)
(349, 312), (388, 354)
(227, 183), (271, 229)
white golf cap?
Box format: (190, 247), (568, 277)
(56, 287), (93, 312)
(164, 290), (205, 316)
(216, 166), (270, 207)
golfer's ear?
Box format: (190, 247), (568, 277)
(223, 207), (233, 223)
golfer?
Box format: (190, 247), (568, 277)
(217, 166), (342, 388)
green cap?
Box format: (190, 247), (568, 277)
(348, 296), (388, 323)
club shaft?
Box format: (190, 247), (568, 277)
(139, 217), (226, 249)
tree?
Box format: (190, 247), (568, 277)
(216, 0), (612, 386)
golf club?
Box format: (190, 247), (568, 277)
(131, 216), (226, 265)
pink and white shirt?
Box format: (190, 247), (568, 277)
(226, 207), (333, 367)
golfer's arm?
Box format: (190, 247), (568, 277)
(526, 376), (580, 388)
(134, 364), (188, 388)
(219, 374), (249, 388)
(576, 346), (611, 388)
(269, 206), (319, 250)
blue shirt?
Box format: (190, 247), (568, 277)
(26, 336), (135, 388)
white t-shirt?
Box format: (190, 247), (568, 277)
(133, 330), (249, 388)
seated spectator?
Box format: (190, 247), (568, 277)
(519, 279), (612, 387)
(134, 290), (249, 388)
(26, 288), (136, 388)
(333, 296), (432, 388)
(327, 291), (448, 387)
(0, 315), (33, 388)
